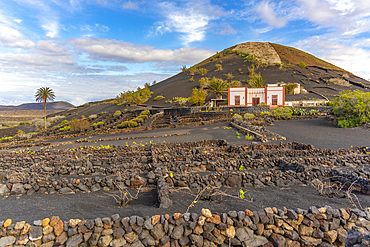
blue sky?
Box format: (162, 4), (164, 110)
(0, 0), (370, 106)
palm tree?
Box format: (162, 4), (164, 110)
(208, 77), (228, 99)
(35, 87), (55, 130)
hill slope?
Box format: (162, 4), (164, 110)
(144, 42), (370, 107)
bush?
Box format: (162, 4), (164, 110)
(17, 129), (25, 135)
(70, 119), (90, 132)
(132, 117), (144, 123)
(138, 114), (148, 119)
(19, 122), (30, 126)
(199, 77), (210, 89)
(116, 86), (152, 105)
(118, 120), (138, 129)
(272, 107), (293, 120)
(260, 111), (271, 117)
(189, 76), (194, 82)
(60, 126), (70, 131)
(285, 83), (299, 95)
(332, 90), (370, 128)
(214, 64), (223, 71)
(141, 110), (150, 115)
(113, 110), (121, 117)
(247, 65), (265, 88)
(189, 88), (207, 106)
(232, 113), (243, 121)
(309, 109), (318, 115)
(224, 73), (234, 80)
(188, 67), (197, 75)
(198, 68), (208, 75)
(299, 62), (306, 68)
(154, 95), (165, 101)
(243, 113), (255, 120)
(293, 108), (307, 116)
(91, 122), (104, 126)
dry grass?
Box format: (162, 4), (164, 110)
(0, 109), (61, 127)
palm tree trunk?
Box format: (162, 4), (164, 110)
(44, 101), (47, 130)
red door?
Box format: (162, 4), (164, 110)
(252, 97), (260, 106)
(235, 95), (240, 105)
(272, 95), (278, 105)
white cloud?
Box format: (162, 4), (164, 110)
(42, 21), (59, 38)
(68, 37), (215, 64)
(122, 1), (139, 10)
(0, 10), (35, 48)
(0, 33), (35, 49)
(295, 35), (370, 80)
(256, 1), (287, 28)
(152, 1), (227, 45)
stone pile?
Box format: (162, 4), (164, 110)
(1, 206), (370, 247)
(0, 140), (369, 197)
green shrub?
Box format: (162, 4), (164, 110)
(332, 90), (370, 128)
(60, 126), (70, 131)
(154, 95), (165, 101)
(91, 122), (104, 126)
(60, 120), (70, 126)
(189, 76), (194, 82)
(272, 107), (293, 120)
(260, 111), (271, 117)
(247, 65), (265, 88)
(0, 136), (13, 140)
(138, 114), (148, 119)
(113, 110), (121, 117)
(118, 120), (138, 129)
(141, 110), (150, 115)
(293, 108), (307, 116)
(132, 117), (144, 123)
(309, 109), (319, 115)
(17, 129), (25, 135)
(116, 86), (152, 105)
(285, 83), (299, 95)
(19, 122), (30, 126)
(214, 64), (223, 71)
(299, 62), (306, 68)
(198, 67), (208, 75)
(224, 73), (234, 80)
(232, 113), (243, 121)
(243, 113), (255, 120)
(188, 67), (197, 75)
(189, 88), (207, 106)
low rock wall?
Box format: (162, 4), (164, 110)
(1, 206), (370, 247)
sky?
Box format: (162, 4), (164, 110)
(1, 0), (370, 106)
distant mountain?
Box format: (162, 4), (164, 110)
(0, 101), (75, 111)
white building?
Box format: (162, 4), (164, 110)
(228, 84), (285, 107)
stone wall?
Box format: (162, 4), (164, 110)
(1, 206), (370, 247)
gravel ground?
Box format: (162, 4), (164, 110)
(1, 185), (368, 223)
(1, 117), (370, 223)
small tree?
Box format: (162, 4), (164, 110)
(247, 65), (265, 88)
(208, 77), (228, 99)
(35, 87), (55, 130)
(332, 90), (370, 128)
(189, 88), (207, 106)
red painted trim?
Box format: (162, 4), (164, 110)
(228, 87), (230, 107)
(245, 87), (248, 106)
(282, 86), (285, 106)
(265, 86), (268, 104)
